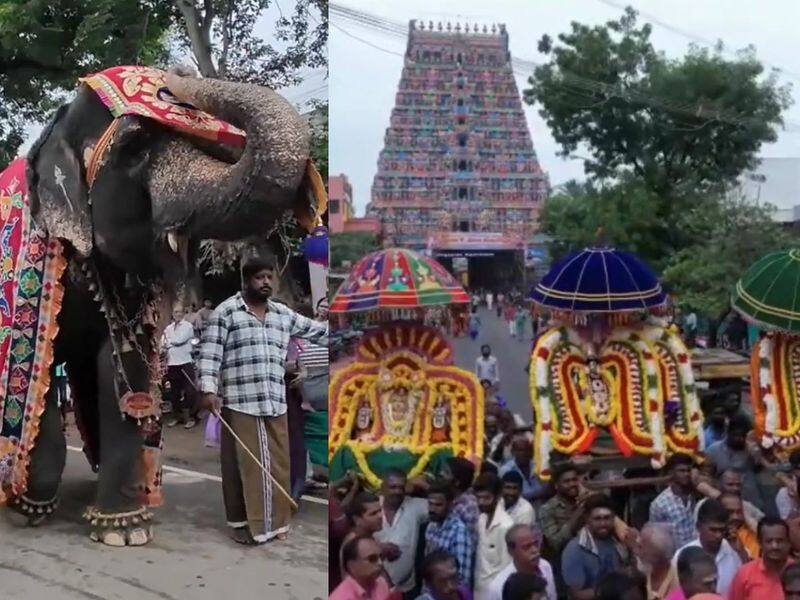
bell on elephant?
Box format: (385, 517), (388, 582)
(329, 323), (484, 489)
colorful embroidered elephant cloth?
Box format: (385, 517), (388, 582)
(0, 159), (66, 504)
(0, 159), (163, 508)
(80, 66), (246, 148)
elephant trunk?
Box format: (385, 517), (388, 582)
(146, 73), (310, 241)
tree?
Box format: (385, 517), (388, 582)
(171, 0), (327, 87)
(0, 0), (174, 164)
(525, 7), (791, 200)
(0, 0), (328, 163)
(541, 178), (669, 267)
(543, 179), (792, 344)
(330, 233), (380, 270)
(308, 100), (328, 179)
(529, 7), (795, 333)
(663, 196), (792, 320)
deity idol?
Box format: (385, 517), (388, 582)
(329, 323), (483, 488)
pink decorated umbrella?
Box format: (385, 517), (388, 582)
(331, 248), (469, 314)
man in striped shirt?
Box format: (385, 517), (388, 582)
(198, 256), (328, 545)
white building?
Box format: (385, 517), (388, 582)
(735, 158), (800, 225)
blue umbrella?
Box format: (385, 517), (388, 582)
(529, 247), (667, 313)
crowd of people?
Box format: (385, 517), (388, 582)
(328, 361), (800, 600)
(461, 289), (544, 343)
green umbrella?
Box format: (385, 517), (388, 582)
(732, 249), (800, 333)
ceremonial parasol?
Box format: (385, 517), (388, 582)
(732, 249), (800, 333)
(529, 247), (667, 314)
(330, 248), (469, 313)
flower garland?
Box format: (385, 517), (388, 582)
(329, 323), (484, 487)
(530, 320), (703, 478)
(342, 441), (453, 490)
(610, 331), (665, 467)
(750, 334), (800, 450)
(639, 320), (704, 454)
(781, 340), (800, 445)
(754, 333), (785, 449)
(531, 328), (565, 479)
(328, 374), (380, 459)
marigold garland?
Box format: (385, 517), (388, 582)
(752, 332), (800, 449)
(530, 319), (703, 479)
(329, 323), (484, 487)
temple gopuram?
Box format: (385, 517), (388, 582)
(366, 20), (549, 290)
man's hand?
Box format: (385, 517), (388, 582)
(727, 527), (750, 561)
(621, 525), (639, 551)
(380, 542), (401, 562)
(407, 475), (431, 494)
(200, 393), (222, 412)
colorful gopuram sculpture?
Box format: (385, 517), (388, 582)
(366, 20), (548, 249)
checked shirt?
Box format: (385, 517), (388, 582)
(198, 293), (328, 417)
(648, 486), (697, 548)
(425, 513), (475, 586)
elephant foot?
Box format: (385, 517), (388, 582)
(84, 506), (154, 547)
(13, 494), (59, 526)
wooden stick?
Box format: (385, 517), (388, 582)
(175, 369), (299, 511)
(213, 408), (299, 512)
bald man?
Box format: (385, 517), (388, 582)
(637, 523), (679, 599)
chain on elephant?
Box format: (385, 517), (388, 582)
(81, 261), (164, 546)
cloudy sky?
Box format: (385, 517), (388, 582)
(329, 0), (800, 214)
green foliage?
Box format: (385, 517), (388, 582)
(0, 0), (328, 163)
(330, 233), (380, 269)
(526, 7), (791, 196)
(0, 0), (174, 164)
(542, 179), (667, 267)
(308, 100), (328, 179)
(663, 197), (793, 317)
(529, 7), (795, 321)
(172, 0), (327, 87)
(542, 178), (794, 318)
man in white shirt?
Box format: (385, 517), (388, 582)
(501, 471), (535, 526)
(672, 498), (742, 598)
(475, 345), (500, 388)
(163, 305), (198, 429)
(373, 469), (428, 594)
(474, 472), (515, 600)
(486, 524), (556, 600)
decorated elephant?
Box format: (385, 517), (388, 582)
(0, 65), (319, 545)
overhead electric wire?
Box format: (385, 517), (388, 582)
(331, 2), (800, 133)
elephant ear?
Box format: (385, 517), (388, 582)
(27, 107), (94, 256)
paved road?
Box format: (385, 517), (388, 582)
(451, 306), (535, 422)
(0, 423), (327, 600)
